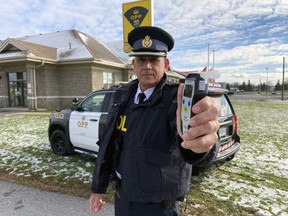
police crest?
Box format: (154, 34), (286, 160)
(142, 35), (152, 48)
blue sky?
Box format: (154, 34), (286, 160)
(1, 0), (287, 85)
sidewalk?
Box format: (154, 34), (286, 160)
(0, 181), (114, 216)
(0, 107), (29, 115)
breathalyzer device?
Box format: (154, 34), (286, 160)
(181, 73), (208, 134)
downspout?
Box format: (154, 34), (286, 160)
(33, 60), (45, 110)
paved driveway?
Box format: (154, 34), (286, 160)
(0, 181), (114, 216)
(0, 107), (29, 116)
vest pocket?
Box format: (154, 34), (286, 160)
(136, 148), (179, 193)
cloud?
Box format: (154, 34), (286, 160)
(0, 0), (287, 85)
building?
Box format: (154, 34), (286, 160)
(0, 29), (183, 110)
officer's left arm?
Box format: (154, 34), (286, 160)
(175, 84), (220, 165)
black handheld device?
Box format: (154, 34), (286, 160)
(181, 73), (207, 134)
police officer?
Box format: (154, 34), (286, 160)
(89, 26), (220, 216)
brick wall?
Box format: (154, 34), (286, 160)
(0, 62), (129, 110)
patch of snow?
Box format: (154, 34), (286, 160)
(0, 114), (94, 184)
(195, 101), (288, 215)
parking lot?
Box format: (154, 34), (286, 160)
(229, 91), (288, 101)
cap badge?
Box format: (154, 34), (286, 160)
(142, 35), (153, 48)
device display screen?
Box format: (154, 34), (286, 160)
(183, 84), (193, 98)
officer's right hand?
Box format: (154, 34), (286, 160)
(89, 193), (105, 213)
(176, 84), (219, 153)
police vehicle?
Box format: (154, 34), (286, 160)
(48, 85), (240, 174)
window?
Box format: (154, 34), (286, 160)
(103, 72), (113, 88)
(213, 95), (233, 117)
(81, 93), (106, 112)
(8, 72), (27, 107)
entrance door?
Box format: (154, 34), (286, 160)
(8, 72), (27, 107)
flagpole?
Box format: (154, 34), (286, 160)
(207, 44), (210, 71)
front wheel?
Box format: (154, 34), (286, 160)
(50, 130), (71, 156)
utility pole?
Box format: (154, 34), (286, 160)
(212, 49), (215, 71)
(266, 67), (269, 95)
(282, 57), (285, 101)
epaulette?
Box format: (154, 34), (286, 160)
(166, 81), (180, 87)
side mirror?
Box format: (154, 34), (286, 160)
(72, 97), (79, 103)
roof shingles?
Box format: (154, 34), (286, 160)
(0, 29), (127, 65)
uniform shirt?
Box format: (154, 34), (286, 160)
(134, 84), (155, 104)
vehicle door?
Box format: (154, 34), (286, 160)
(69, 92), (107, 152)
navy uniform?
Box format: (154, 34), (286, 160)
(91, 26), (219, 216)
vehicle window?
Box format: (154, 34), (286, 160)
(81, 93), (106, 112)
(213, 95), (233, 117)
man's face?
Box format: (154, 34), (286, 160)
(132, 56), (169, 91)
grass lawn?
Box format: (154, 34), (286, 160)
(0, 101), (287, 215)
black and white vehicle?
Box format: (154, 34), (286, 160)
(48, 85), (240, 172)
(48, 88), (115, 156)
